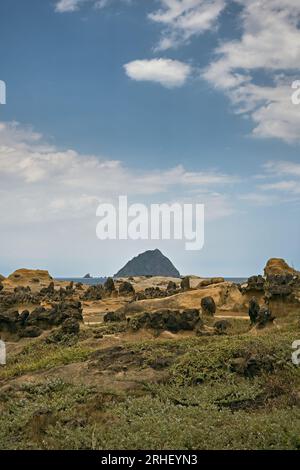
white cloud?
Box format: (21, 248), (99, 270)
(55, 0), (131, 13)
(203, 0), (300, 143)
(259, 180), (300, 194)
(240, 159), (300, 206)
(124, 58), (192, 88)
(263, 160), (300, 177)
(0, 121), (236, 225)
(148, 0), (226, 50)
(55, 0), (87, 12)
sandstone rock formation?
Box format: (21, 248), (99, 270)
(7, 269), (52, 285)
(264, 258), (299, 277)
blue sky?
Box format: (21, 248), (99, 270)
(0, 0), (300, 277)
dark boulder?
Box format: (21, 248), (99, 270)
(104, 311), (126, 322)
(82, 284), (103, 301)
(129, 308), (201, 333)
(167, 281), (177, 291)
(256, 306), (275, 328)
(243, 275), (265, 292)
(135, 287), (167, 300)
(266, 274), (294, 298)
(248, 297), (260, 324)
(118, 281), (135, 295)
(180, 276), (190, 291)
(0, 310), (19, 334)
(40, 282), (55, 296)
(19, 326), (42, 338)
(104, 277), (115, 293)
(214, 319), (231, 334)
(201, 296), (216, 316)
(61, 317), (80, 335)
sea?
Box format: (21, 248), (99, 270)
(55, 277), (248, 286)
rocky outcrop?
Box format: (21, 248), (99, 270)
(129, 308), (202, 333)
(248, 297), (260, 324)
(214, 319), (231, 334)
(166, 281), (177, 292)
(114, 249), (180, 278)
(242, 275), (265, 293)
(104, 277), (115, 293)
(247, 297), (275, 328)
(7, 269), (52, 285)
(241, 259), (300, 312)
(118, 281), (135, 296)
(0, 301), (83, 340)
(123, 281), (245, 317)
(180, 276), (190, 291)
(82, 284), (104, 301)
(197, 277), (224, 288)
(104, 311), (126, 322)
(256, 305), (275, 328)
(135, 286), (168, 301)
(264, 258), (299, 278)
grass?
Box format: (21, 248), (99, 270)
(0, 313), (300, 449)
(0, 340), (94, 380)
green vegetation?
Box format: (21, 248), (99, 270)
(0, 315), (300, 449)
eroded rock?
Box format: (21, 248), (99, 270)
(201, 296), (216, 316)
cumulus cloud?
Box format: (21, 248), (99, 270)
(124, 58), (192, 88)
(54, 0), (300, 143)
(203, 0), (300, 143)
(149, 0), (226, 50)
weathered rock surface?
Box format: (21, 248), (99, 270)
(0, 301), (83, 340)
(248, 297), (260, 324)
(201, 296), (216, 316)
(123, 281), (245, 317)
(6, 269), (52, 285)
(197, 277), (224, 288)
(129, 308), (202, 333)
(118, 281), (135, 296)
(214, 319), (231, 334)
(264, 258), (299, 278)
(242, 275), (265, 292)
(103, 311), (126, 322)
(180, 276), (190, 291)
